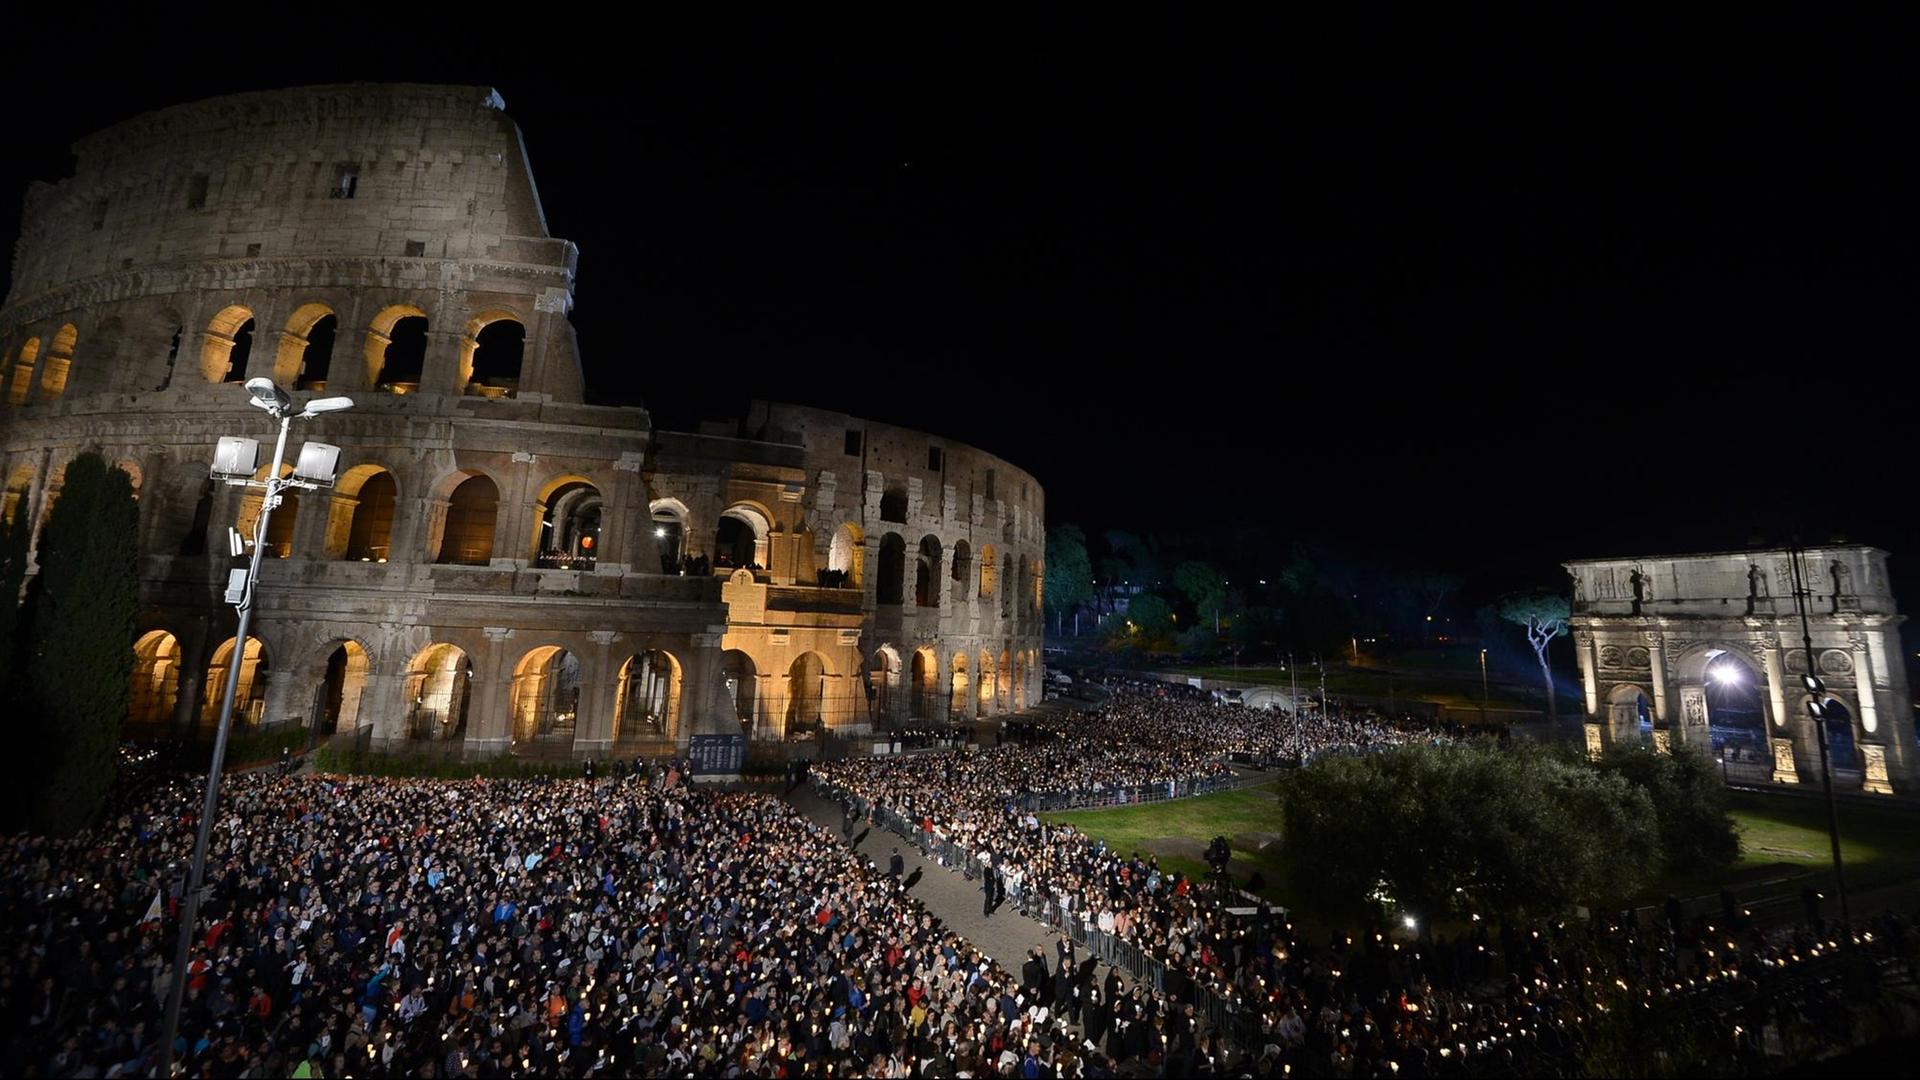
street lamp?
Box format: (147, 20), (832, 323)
(1787, 544), (1852, 955)
(1479, 648), (1489, 727)
(159, 379), (349, 1077)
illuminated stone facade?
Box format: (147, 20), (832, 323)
(1567, 547), (1912, 795)
(0, 84), (1043, 759)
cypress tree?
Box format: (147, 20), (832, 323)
(27, 453), (140, 835)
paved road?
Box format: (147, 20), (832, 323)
(784, 784), (1069, 974)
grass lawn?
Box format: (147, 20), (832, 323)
(1046, 779), (1920, 917)
(1045, 783), (1294, 906)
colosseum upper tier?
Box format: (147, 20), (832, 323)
(0, 84), (1045, 760)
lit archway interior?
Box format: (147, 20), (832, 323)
(1702, 650), (1765, 759)
(786, 652), (828, 736)
(511, 646), (582, 745)
(404, 644), (472, 741)
(317, 641), (370, 735)
(204, 636), (270, 729)
(721, 650), (758, 731)
(615, 650), (681, 741)
(130, 630), (182, 726)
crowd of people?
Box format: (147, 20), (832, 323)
(4, 686), (1916, 1076)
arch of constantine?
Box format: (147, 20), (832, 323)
(0, 84), (1044, 760)
(1567, 547), (1913, 795)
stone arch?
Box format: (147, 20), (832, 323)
(998, 647), (1013, 710)
(786, 651), (830, 736)
(461, 310), (526, 397)
(615, 649), (682, 742)
(204, 635), (271, 730)
(977, 650), (997, 713)
(714, 502), (772, 570)
(130, 630), (183, 727)
(39, 324), (76, 398)
(200, 305), (255, 383)
(721, 649), (759, 732)
(432, 471), (500, 565)
(869, 645), (901, 722)
(951, 540), (972, 601)
(272, 303), (338, 390)
(650, 497), (690, 572)
(402, 643), (472, 741)
(876, 533), (907, 605)
(510, 645), (582, 745)
(153, 313), (186, 391)
(1001, 551), (1016, 617)
(3, 462), (35, 526)
(915, 535), (943, 607)
(827, 522), (864, 588)
(326, 463), (399, 561)
(1012, 649), (1027, 710)
(1605, 683), (1653, 743)
(911, 646), (939, 720)
(1810, 693), (1860, 770)
(1675, 644), (1766, 754)
(979, 543), (998, 599)
(365, 303), (429, 391)
(532, 474), (603, 567)
(7, 337), (39, 405)
(949, 652), (972, 721)
(235, 462), (299, 559)
(313, 639), (372, 735)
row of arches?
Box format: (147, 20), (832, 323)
(867, 644), (1037, 723)
(872, 533), (1040, 617)
(1600, 644), (1867, 771)
(125, 629), (881, 747)
(2, 324), (78, 405)
(2, 303), (528, 403)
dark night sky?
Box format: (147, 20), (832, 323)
(3, 12), (1915, 607)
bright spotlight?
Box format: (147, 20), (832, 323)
(1710, 664), (1741, 687)
(655, 527), (667, 539)
(1402, 914), (1418, 931)
(244, 377), (292, 416)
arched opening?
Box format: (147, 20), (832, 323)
(180, 479), (214, 556)
(330, 467), (397, 561)
(129, 631), (182, 727)
(999, 648), (1013, 710)
(435, 474), (498, 565)
(615, 650), (681, 742)
(721, 650), (758, 732)
(315, 641), (370, 736)
(1001, 552), (1016, 617)
(714, 504), (769, 571)
(2, 463), (33, 527)
(235, 465), (298, 559)
(157, 323), (183, 391)
(201, 307), (256, 384)
(534, 479), (602, 569)
(1013, 650), (1027, 710)
(651, 499), (689, 573)
(877, 533), (907, 605)
(7, 338), (38, 405)
(949, 653), (972, 721)
(365, 305), (429, 392)
(978, 544), (998, 600)
(786, 652), (828, 737)
(464, 316), (526, 398)
(911, 647), (938, 720)
(511, 646), (581, 745)
(879, 487), (908, 523)
(978, 651), (997, 713)
(204, 636), (270, 730)
(951, 540), (972, 601)
(403, 644), (471, 741)
(1819, 697), (1859, 772)
(1702, 650), (1766, 761)
(39, 324), (76, 398)
(826, 522), (864, 588)
(868, 647), (900, 723)
(277, 305), (337, 391)
(1607, 684), (1652, 743)
(915, 536), (942, 607)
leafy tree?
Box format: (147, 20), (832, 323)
(1176, 623), (1218, 659)
(1043, 524), (1094, 634)
(0, 507), (28, 677)
(1593, 744), (1739, 875)
(1123, 593), (1175, 651)
(1501, 591), (1570, 720)
(1277, 742), (1660, 922)
(25, 453), (139, 835)
(1173, 560), (1227, 634)
(1102, 529), (1163, 589)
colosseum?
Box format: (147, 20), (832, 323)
(0, 83), (1045, 763)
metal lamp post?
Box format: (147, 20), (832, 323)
(1479, 648), (1489, 727)
(157, 380), (350, 1077)
(1787, 544), (1853, 949)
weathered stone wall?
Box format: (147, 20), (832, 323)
(0, 84), (1047, 759)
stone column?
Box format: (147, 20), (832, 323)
(573, 631), (620, 757)
(495, 451), (537, 567)
(678, 632), (728, 743)
(1575, 632), (1598, 718)
(1646, 636), (1669, 723)
(463, 627), (515, 758)
(1674, 684), (1709, 751)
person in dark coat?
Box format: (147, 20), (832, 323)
(1021, 947), (1049, 1002)
(888, 849), (904, 878)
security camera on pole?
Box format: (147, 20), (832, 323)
(157, 379), (350, 1077)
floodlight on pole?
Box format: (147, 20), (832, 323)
(160, 381), (352, 1078)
